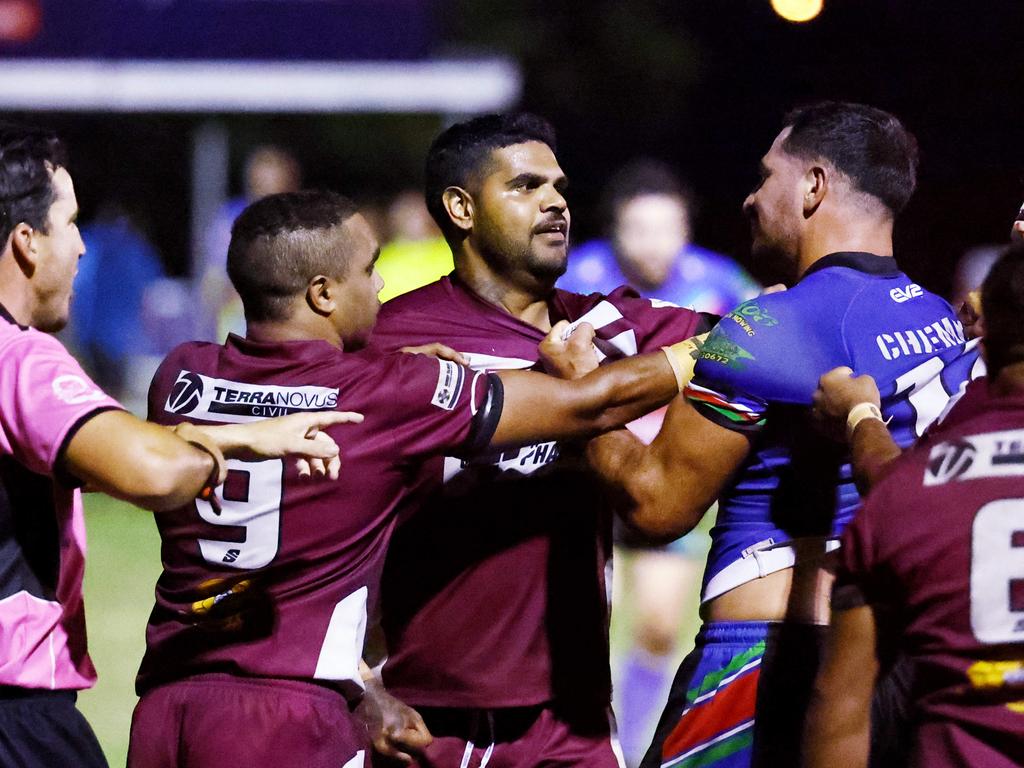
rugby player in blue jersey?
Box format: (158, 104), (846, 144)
(582, 102), (983, 768)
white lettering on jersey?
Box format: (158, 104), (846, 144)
(876, 316), (965, 360)
(889, 283), (923, 303)
(165, 370), (338, 423)
(925, 428), (1024, 486)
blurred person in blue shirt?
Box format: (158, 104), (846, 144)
(558, 159), (759, 767)
(70, 202), (164, 395)
(558, 159), (758, 314)
(198, 145), (302, 341)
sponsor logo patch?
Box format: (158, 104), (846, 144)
(735, 302), (779, 327)
(699, 334), (755, 370)
(925, 429), (1024, 485)
(890, 283), (923, 303)
(164, 370), (339, 423)
(443, 441), (560, 481)
(52, 374), (106, 405)
(431, 359), (465, 411)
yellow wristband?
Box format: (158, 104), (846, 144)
(846, 402), (884, 441)
(662, 332), (709, 392)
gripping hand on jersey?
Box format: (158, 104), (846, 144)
(539, 320), (599, 380)
(812, 367), (881, 441)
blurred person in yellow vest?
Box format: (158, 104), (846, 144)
(376, 189), (453, 303)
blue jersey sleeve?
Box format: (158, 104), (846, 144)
(686, 293), (835, 432)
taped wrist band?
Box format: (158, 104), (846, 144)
(846, 402), (884, 442)
(662, 333), (707, 392)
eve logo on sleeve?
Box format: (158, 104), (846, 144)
(890, 283), (923, 303)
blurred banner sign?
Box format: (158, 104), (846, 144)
(0, 0), (436, 60)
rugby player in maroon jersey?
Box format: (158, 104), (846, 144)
(0, 123), (365, 768)
(803, 244), (1024, 767)
(128, 189), (701, 768)
(368, 114), (712, 767)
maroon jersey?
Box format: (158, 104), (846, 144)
(835, 379), (1024, 767)
(370, 275), (707, 709)
(139, 334), (492, 701)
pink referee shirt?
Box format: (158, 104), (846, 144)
(0, 305), (121, 690)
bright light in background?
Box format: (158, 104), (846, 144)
(0, 0), (41, 42)
(771, 0), (823, 23)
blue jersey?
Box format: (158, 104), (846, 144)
(686, 252), (984, 599)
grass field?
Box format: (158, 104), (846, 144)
(76, 493), (704, 765)
(78, 494), (162, 767)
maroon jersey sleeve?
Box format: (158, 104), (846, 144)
(374, 352), (497, 461)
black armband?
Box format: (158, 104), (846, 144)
(465, 373), (504, 454)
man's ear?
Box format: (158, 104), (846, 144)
(802, 165), (828, 217)
(8, 222), (38, 277)
(441, 186), (474, 235)
(306, 275), (335, 316)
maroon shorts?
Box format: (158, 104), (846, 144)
(128, 673), (369, 768)
(387, 703), (623, 768)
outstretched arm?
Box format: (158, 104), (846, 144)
(65, 410), (360, 511)
(586, 394), (750, 542)
(485, 325), (701, 449)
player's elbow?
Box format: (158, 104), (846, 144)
(111, 448), (212, 511)
(618, 467), (704, 543)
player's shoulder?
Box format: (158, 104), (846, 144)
(0, 322), (57, 361)
(693, 290), (837, 404)
(155, 340), (220, 376)
(378, 277), (454, 321)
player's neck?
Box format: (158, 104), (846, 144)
(245, 316), (342, 349)
(0, 265), (35, 328)
(454, 255), (555, 332)
(796, 213), (894, 278)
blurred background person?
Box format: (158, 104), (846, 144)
(558, 159), (759, 767)
(375, 188), (453, 302)
(559, 159), (758, 313)
(197, 145), (302, 341)
(69, 200), (165, 402)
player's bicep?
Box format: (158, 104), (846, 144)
(486, 368), (604, 449)
(485, 349), (678, 450)
(647, 393), (751, 511)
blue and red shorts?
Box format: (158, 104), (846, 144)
(641, 622), (826, 768)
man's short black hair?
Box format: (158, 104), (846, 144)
(227, 190), (360, 323)
(0, 123), (68, 245)
(424, 112), (557, 242)
(600, 159), (693, 231)
(981, 243), (1024, 378)
(782, 101), (919, 216)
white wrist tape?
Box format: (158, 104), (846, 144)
(846, 402), (884, 441)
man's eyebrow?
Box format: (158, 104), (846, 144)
(371, 247), (381, 265)
(70, 208), (79, 223)
(506, 173), (545, 188)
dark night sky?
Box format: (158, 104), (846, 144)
(506, 0), (1024, 296)
(8, 0), (1024, 297)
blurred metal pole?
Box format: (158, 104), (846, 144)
(190, 119), (229, 279)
